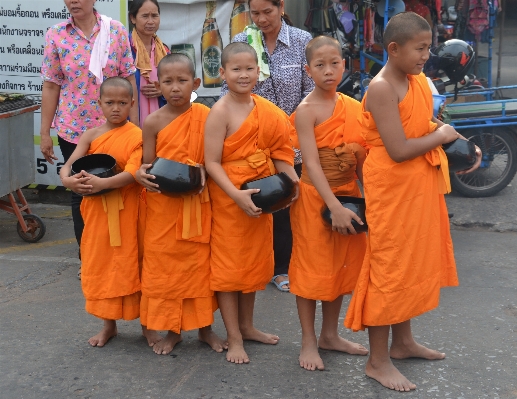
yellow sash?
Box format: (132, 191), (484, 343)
(181, 159), (209, 240)
(101, 190), (124, 247)
(301, 143), (362, 187)
(224, 148), (276, 175)
(425, 147), (452, 194)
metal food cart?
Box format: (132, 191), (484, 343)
(0, 97), (46, 242)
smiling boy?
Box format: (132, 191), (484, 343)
(204, 42), (299, 364)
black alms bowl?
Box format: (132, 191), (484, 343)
(321, 196), (368, 233)
(146, 157), (202, 197)
(240, 172), (296, 214)
(71, 153), (118, 196)
(442, 138), (477, 172)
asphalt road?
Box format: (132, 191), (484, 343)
(0, 190), (516, 399)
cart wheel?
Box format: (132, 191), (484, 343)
(450, 128), (517, 197)
(17, 214), (46, 243)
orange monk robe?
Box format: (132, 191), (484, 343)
(208, 94), (295, 293)
(140, 104), (217, 333)
(345, 73), (458, 331)
(80, 122), (143, 321)
(289, 93), (367, 302)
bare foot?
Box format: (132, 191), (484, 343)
(318, 334), (369, 356)
(390, 341), (445, 360)
(198, 326), (228, 353)
(88, 321), (117, 347)
(299, 338), (325, 371)
(153, 331), (182, 355)
(241, 327), (279, 345)
(141, 325), (163, 347)
(365, 357), (416, 391)
(226, 337), (250, 364)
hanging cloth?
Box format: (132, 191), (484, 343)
(244, 24), (270, 82)
(89, 14), (112, 83)
(131, 28), (168, 81)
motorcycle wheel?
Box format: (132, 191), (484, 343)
(450, 128), (517, 197)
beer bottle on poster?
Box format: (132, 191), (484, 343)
(201, 1), (223, 88)
(230, 0), (252, 42)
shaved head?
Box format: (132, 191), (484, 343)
(157, 53), (196, 79)
(221, 42), (258, 68)
(383, 12), (431, 50)
(305, 36), (342, 64)
(100, 76), (133, 97)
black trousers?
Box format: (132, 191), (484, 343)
(58, 136), (84, 247)
(273, 163), (302, 276)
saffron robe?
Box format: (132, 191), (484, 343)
(140, 104), (217, 333)
(289, 94), (367, 302)
(344, 73), (458, 331)
(208, 94), (295, 293)
(80, 122), (143, 321)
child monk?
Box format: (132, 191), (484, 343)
(344, 12), (480, 391)
(289, 36), (369, 372)
(134, 53), (227, 355)
(204, 42), (299, 364)
(60, 77), (143, 347)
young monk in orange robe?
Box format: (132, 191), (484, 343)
(60, 77), (143, 347)
(344, 13), (481, 391)
(290, 36), (369, 372)
(205, 43), (299, 364)
(135, 54), (226, 355)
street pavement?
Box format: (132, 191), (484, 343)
(447, 178), (517, 232)
(1, 184), (516, 399)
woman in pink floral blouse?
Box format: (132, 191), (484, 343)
(40, 0), (138, 262)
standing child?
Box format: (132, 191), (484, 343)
(290, 36), (369, 372)
(344, 13), (481, 391)
(204, 42), (299, 364)
(135, 54), (226, 355)
(60, 77), (143, 347)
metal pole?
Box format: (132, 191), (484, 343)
(496, 0), (505, 87)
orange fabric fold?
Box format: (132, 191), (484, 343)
(289, 94), (367, 302)
(181, 158), (210, 240)
(142, 104), (215, 331)
(208, 95), (294, 293)
(85, 291), (141, 321)
(140, 294), (218, 333)
(101, 190), (124, 246)
(80, 123), (143, 319)
(344, 73), (458, 331)
(300, 143), (363, 187)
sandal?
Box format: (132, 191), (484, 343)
(271, 274), (289, 292)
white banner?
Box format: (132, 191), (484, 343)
(0, 0), (249, 187)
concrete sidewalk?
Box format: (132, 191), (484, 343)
(0, 204), (516, 399)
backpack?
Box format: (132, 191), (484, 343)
(467, 0), (489, 40)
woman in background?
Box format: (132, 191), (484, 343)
(129, 0), (170, 126)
